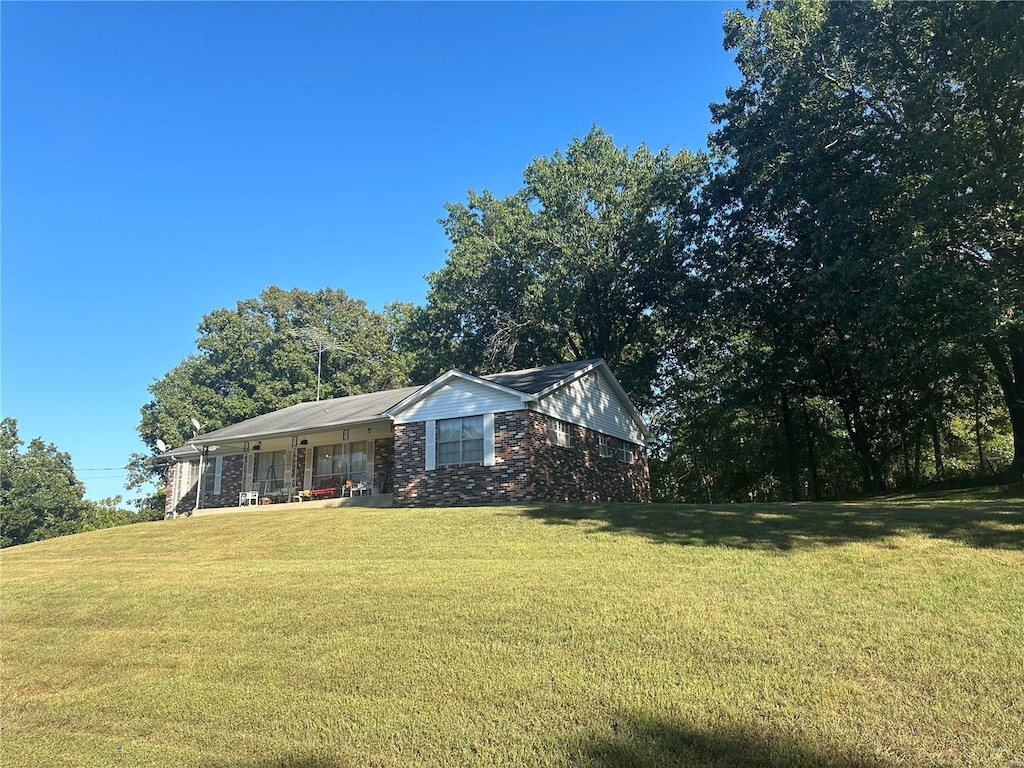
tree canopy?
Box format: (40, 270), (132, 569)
(1, 418), (141, 548)
(406, 126), (705, 407)
(646, 0), (1022, 500)
(705, 0), (1024, 477)
(139, 286), (414, 452)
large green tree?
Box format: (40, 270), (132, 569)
(1, 418), (87, 547)
(408, 127), (705, 406)
(139, 286), (415, 453)
(699, 0), (1024, 483)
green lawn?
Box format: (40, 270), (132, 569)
(3, 496), (1022, 767)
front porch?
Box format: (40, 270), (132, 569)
(165, 421), (395, 519)
(190, 493), (394, 517)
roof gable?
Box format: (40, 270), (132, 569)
(384, 370), (534, 422)
(532, 363), (650, 442)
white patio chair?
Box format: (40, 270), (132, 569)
(239, 483), (261, 506)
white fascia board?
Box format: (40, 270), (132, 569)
(162, 443), (244, 461)
(384, 369), (534, 418)
(190, 417), (391, 448)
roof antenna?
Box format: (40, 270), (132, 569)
(295, 327), (346, 401)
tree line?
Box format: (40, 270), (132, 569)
(136, 1), (1023, 506)
(5, 2), (1020, 545)
(1, 419), (161, 548)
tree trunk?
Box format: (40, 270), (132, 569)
(984, 333), (1024, 476)
(801, 397), (822, 500)
(914, 428), (922, 485)
(931, 419), (944, 480)
(780, 390), (802, 501)
(828, 360), (884, 493)
(974, 389), (990, 475)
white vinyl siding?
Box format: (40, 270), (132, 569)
(391, 378), (524, 424)
(535, 368), (645, 444)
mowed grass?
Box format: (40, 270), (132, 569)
(2, 496), (1022, 768)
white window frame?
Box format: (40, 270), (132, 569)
(548, 417), (572, 448)
(599, 435), (613, 458)
(436, 415), (485, 466)
(616, 439), (634, 464)
(201, 456), (223, 495)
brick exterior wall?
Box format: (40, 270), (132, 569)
(165, 454), (246, 518)
(163, 407), (650, 514)
(392, 410), (649, 507)
(373, 437), (394, 493)
(525, 411), (651, 503)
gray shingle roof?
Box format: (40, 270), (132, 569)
(482, 359), (601, 395)
(183, 359), (610, 450)
(191, 385), (423, 446)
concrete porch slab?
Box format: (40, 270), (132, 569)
(190, 493), (394, 517)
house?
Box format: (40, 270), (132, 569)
(161, 359), (651, 517)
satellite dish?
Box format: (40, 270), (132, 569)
(190, 418), (202, 432)
(156, 439), (168, 453)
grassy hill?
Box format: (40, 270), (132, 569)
(3, 496), (1022, 767)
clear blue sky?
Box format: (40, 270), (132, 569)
(1, 1), (741, 502)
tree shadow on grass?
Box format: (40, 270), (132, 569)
(518, 498), (1024, 551)
(575, 713), (894, 768)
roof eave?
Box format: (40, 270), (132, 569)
(190, 416), (394, 448)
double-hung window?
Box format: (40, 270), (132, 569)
(201, 456), (223, 494)
(548, 417), (571, 448)
(186, 457), (223, 495)
(598, 434), (633, 464)
(437, 416), (484, 466)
